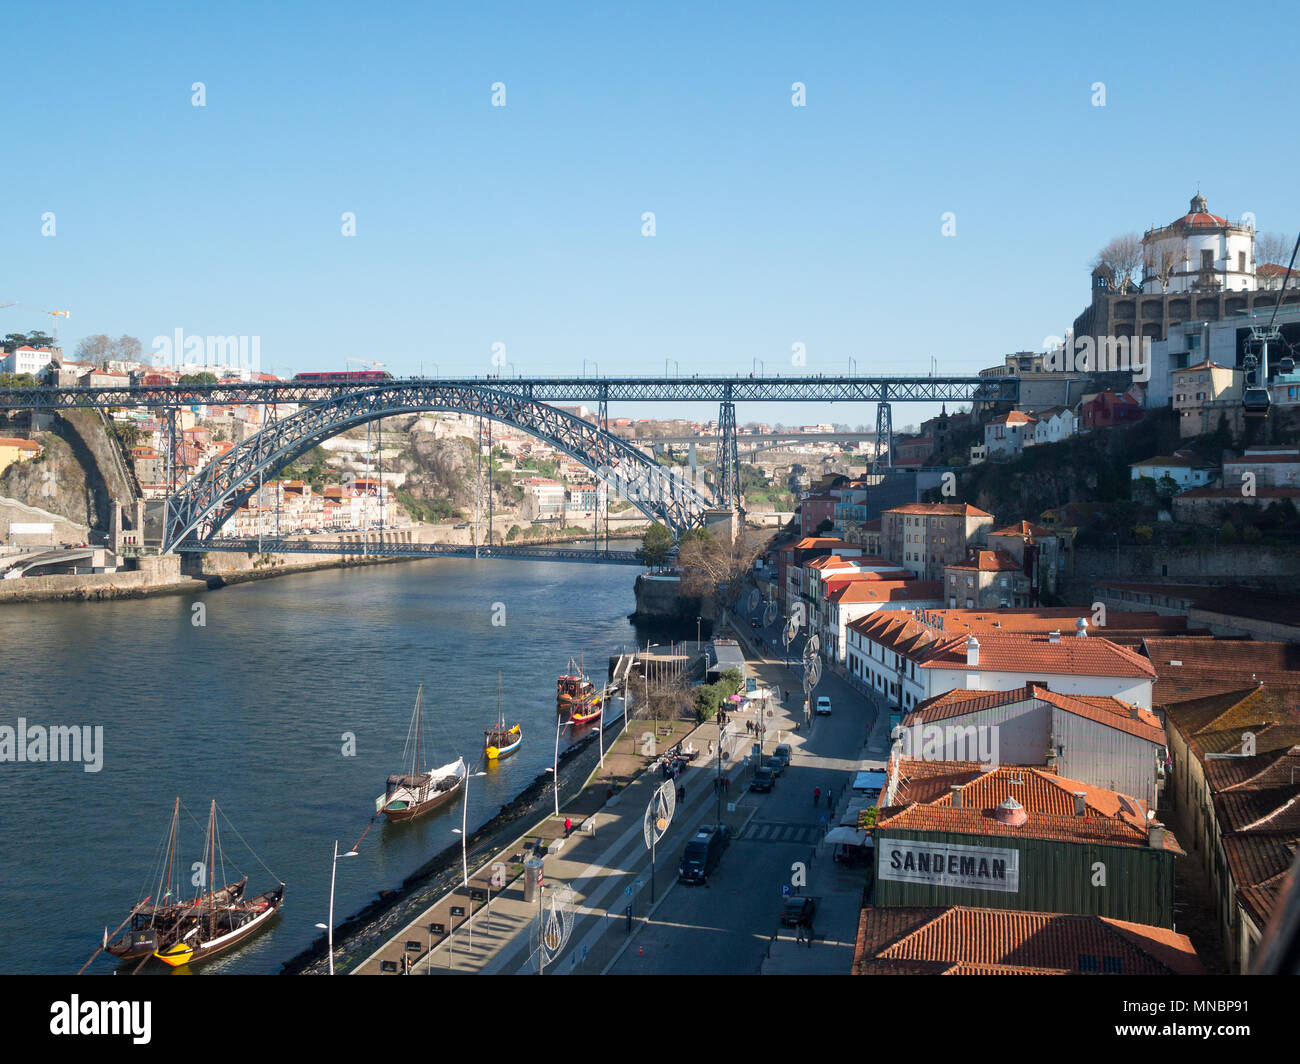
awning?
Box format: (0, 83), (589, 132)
(824, 826), (871, 847)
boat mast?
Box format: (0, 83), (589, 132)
(497, 670), (504, 729)
(156, 797), (180, 925)
(413, 684), (423, 777)
(208, 800), (216, 914)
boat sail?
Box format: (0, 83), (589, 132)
(151, 800), (285, 968)
(103, 798), (257, 964)
(377, 684), (467, 821)
(484, 671), (522, 760)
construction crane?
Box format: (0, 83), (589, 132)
(1, 302), (70, 345)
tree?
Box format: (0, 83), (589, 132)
(636, 522), (674, 567)
(1144, 244), (1181, 292)
(1219, 520), (1237, 545)
(3, 331), (55, 353)
(74, 333), (147, 369)
(677, 530), (762, 612)
(179, 372), (219, 385)
(1257, 232), (1296, 266)
(1094, 234), (1143, 292)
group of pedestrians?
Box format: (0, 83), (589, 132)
(812, 785), (834, 809)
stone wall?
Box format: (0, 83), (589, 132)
(0, 552), (189, 603)
(1064, 545), (1300, 601)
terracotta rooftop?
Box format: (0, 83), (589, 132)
(905, 683), (1165, 746)
(830, 580), (942, 605)
(853, 905), (1203, 976)
(989, 521), (1054, 538)
(945, 549), (1023, 572)
(885, 503), (992, 517)
(879, 762), (1180, 852)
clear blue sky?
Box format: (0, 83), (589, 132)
(6, 1), (1297, 426)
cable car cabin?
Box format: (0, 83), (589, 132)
(1243, 387), (1272, 418)
(1278, 356), (1296, 375)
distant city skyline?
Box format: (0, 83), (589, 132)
(7, 1), (1298, 426)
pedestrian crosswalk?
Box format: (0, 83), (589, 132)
(738, 820), (823, 845)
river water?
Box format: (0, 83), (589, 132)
(0, 559), (670, 974)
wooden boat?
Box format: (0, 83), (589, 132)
(103, 798), (256, 963)
(557, 654), (599, 713)
(485, 672), (522, 760)
(377, 684), (466, 821)
(150, 800), (285, 968)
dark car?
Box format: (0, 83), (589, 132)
(678, 825), (726, 885)
(750, 767), (775, 793)
(768, 749), (789, 776)
(780, 896), (816, 927)
(771, 744), (793, 772)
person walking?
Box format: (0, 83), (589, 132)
(564, 816), (572, 837)
(795, 916), (806, 944)
(826, 788), (833, 810)
(803, 914), (815, 947)
(813, 786), (820, 807)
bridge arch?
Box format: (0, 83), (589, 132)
(163, 382), (715, 549)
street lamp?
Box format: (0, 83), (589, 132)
(583, 359), (599, 377)
(752, 358), (765, 377)
(665, 358), (680, 377)
(315, 840), (358, 976)
(451, 766), (488, 959)
(696, 615), (702, 650)
(848, 357), (857, 376)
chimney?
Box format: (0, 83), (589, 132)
(1148, 822), (1165, 849)
(1048, 630), (1061, 644)
(1129, 704), (1141, 720)
(966, 635), (980, 667)
(1073, 791), (1086, 817)
(1075, 617), (1088, 638)
(950, 784), (963, 808)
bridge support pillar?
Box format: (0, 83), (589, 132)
(873, 399), (893, 472)
(717, 401), (739, 507)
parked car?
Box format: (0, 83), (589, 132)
(773, 743), (793, 765)
(769, 747), (791, 775)
(816, 696), (832, 716)
(780, 896), (817, 927)
(750, 767), (776, 793)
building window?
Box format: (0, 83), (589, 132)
(1201, 249), (1213, 269)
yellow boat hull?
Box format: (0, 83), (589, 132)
(153, 943), (194, 967)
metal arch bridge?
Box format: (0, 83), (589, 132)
(0, 374), (1018, 554)
(161, 381), (717, 551)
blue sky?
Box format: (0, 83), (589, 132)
(6, 1), (1297, 426)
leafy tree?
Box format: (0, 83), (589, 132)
(637, 522), (674, 567)
(1219, 520), (1238, 545)
(1133, 525), (1153, 544)
(179, 372), (218, 385)
(1243, 523), (1263, 544)
(3, 331), (56, 353)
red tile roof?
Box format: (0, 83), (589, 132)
(989, 521), (1053, 538)
(880, 762), (1180, 852)
(885, 503), (992, 517)
(945, 549), (1022, 572)
(830, 580), (942, 605)
(853, 905), (1203, 975)
(905, 682), (1164, 745)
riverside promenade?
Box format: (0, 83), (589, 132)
(348, 693), (752, 976)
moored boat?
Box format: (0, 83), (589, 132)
(485, 671), (523, 760)
(149, 800), (285, 968)
(377, 684), (467, 821)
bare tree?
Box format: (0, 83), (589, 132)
(677, 530), (762, 612)
(74, 334), (114, 368)
(1257, 232), (1296, 266)
(1143, 244), (1181, 292)
(626, 671), (694, 723)
(1093, 234), (1143, 292)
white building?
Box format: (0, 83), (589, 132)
(984, 410), (1037, 458)
(1, 346), (55, 376)
(1129, 450), (1217, 491)
(845, 612), (1156, 715)
(1141, 194), (1256, 295)
(1030, 407), (1076, 445)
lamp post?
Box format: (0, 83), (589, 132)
(665, 358), (679, 377)
(315, 840), (358, 975)
(848, 356), (857, 376)
(752, 358), (765, 376)
(450, 765), (487, 956)
(583, 359), (599, 377)
(696, 615), (702, 650)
